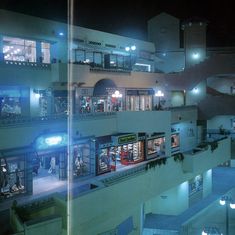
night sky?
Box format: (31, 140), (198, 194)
(0, 0), (234, 47)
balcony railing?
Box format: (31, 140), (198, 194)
(1, 60), (51, 69)
(0, 112), (117, 127)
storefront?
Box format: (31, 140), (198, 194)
(0, 86), (29, 118)
(146, 133), (165, 159)
(0, 147), (33, 200)
(34, 133), (68, 180)
(96, 136), (113, 175)
(72, 137), (95, 177)
(126, 89), (154, 111)
(96, 133), (145, 175)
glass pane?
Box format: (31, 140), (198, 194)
(75, 49), (85, 63)
(110, 54), (117, 67)
(85, 52), (93, 63)
(41, 42), (51, 63)
(94, 52), (102, 65)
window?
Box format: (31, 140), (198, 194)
(85, 51), (93, 63)
(94, 52), (102, 66)
(41, 42), (50, 63)
(74, 49), (85, 63)
(3, 36), (36, 62)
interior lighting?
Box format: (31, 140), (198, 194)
(135, 63), (151, 72)
(125, 46), (130, 52)
(59, 32), (64, 36)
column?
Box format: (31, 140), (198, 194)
(59, 152), (66, 180)
(0, 35), (4, 61)
(36, 41), (42, 63)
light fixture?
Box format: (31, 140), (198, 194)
(131, 45), (136, 51)
(112, 90), (122, 98)
(219, 195), (235, 235)
(193, 87), (199, 94)
(192, 52), (200, 59)
(220, 198), (226, 206)
(125, 45), (136, 52)
(59, 32), (64, 36)
(155, 90), (164, 97)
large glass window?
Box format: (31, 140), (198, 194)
(147, 137), (165, 157)
(85, 51), (93, 64)
(3, 36), (36, 62)
(74, 49), (85, 63)
(73, 143), (90, 177)
(41, 42), (50, 63)
(0, 156), (26, 197)
(94, 52), (102, 67)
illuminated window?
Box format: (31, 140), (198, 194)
(3, 36), (36, 62)
(41, 42), (50, 63)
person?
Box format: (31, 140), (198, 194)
(11, 169), (24, 192)
(48, 157), (56, 174)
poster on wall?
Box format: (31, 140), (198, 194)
(189, 174), (203, 196)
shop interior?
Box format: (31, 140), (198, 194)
(0, 156), (26, 199)
(97, 141), (145, 174)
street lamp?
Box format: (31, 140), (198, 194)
(202, 226), (222, 235)
(219, 195), (235, 235)
(112, 90), (122, 111)
(125, 45), (136, 70)
(155, 90), (164, 110)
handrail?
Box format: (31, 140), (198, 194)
(0, 112), (117, 127)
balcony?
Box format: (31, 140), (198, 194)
(182, 137), (231, 173)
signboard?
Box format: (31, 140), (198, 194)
(126, 89), (154, 96)
(118, 134), (137, 145)
(35, 133), (68, 150)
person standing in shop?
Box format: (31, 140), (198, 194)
(48, 157), (56, 174)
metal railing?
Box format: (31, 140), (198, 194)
(2, 60), (51, 69)
(0, 112), (117, 127)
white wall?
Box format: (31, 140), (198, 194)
(203, 169), (212, 198)
(146, 181), (189, 216)
(207, 115), (234, 130)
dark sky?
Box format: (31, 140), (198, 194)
(1, 0), (235, 46)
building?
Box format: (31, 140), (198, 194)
(0, 9), (235, 235)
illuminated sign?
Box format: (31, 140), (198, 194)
(45, 136), (62, 146)
(118, 134), (137, 145)
(35, 133), (67, 150)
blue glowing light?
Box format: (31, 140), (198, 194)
(35, 133), (67, 150)
(45, 136), (62, 146)
(59, 32), (64, 36)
